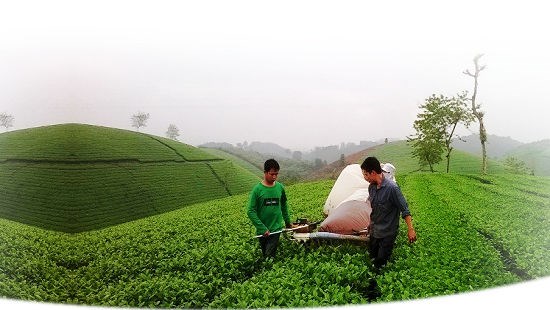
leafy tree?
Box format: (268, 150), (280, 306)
(408, 121), (443, 172)
(440, 92), (475, 172)
(131, 112), (150, 132)
(408, 93), (474, 172)
(0, 112), (14, 131)
(165, 124), (180, 141)
(464, 54), (488, 174)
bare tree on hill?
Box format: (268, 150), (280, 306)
(131, 112), (150, 132)
(464, 54), (488, 174)
(0, 112), (14, 132)
(166, 124), (180, 140)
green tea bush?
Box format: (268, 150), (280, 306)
(1, 175), (549, 307)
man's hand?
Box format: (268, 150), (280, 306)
(404, 215), (416, 243)
(408, 228), (417, 243)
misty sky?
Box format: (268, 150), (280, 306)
(1, 0), (549, 151)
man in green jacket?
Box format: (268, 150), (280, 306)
(247, 158), (292, 258)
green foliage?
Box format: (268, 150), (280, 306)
(408, 93), (474, 172)
(0, 124), (259, 232)
(382, 173), (549, 301)
(408, 136), (442, 172)
(1, 174), (549, 307)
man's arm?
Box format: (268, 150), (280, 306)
(247, 189), (268, 235)
(280, 187), (292, 228)
(392, 186), (417, 243)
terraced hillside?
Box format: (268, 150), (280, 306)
(200, 147), (263, 178)
(0, 124), (260, 233)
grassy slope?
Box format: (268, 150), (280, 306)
(0, 124), (220, 162)
(200, 147), (263, 178)
(310, 141), (510, 181)
(0, 173), (548, 307)
(360, 141), (509, 174)
(0, 124), (259, 232)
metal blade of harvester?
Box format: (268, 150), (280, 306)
(253, 230), (283, 238)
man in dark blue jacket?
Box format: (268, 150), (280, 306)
(361, 157), (417, 268)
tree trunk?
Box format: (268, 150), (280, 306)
(480, 121), (488, 174)
(464, 54), (488, 174)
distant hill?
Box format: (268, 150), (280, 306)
(452, 134), (550, 176)
(199, 134), (550, 180)
(199, 145), (315, 185)
(0, 124), (260, 233)
(452, 134), (524, 158)
(302, 141), (379, 163)
(201, 141), (293, 159)
(247, 141), (293, 158)
(200, 139), (391, 163)
(503, 139), (550, 176)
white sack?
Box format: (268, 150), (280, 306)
(323, 164), (369, 216)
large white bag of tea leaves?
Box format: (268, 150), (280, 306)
(319, 199), (372, 235)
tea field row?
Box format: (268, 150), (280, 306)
(0, 160), (258, 232)
(0, 173), (548, 307)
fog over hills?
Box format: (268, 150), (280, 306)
(203, 134), (529, 163)
(451, 134), (524, 158)
(200, 138), (401, 163)
(202, 133), (550, 176)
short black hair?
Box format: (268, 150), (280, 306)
(360, 156), (382, 174)
(264, 158), (280, 172)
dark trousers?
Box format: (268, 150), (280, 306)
(368, 234), (397, 269)
(259, 233), (281, 258)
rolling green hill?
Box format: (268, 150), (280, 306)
(308, 141), (510, 180)
(0, 124), (260, 233)
(200, 147), (263, 178)
(368, 141), (510, 174)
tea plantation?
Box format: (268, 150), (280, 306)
(0, 124), (260, 232)
(1, 172), (549, 307)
